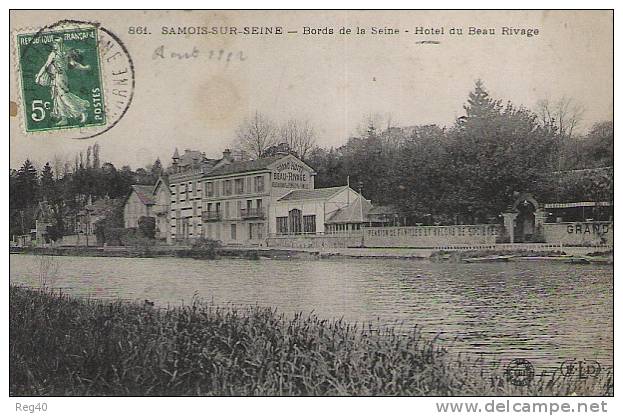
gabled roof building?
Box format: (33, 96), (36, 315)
(166, 147), (391, 245)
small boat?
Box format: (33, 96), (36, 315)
(586, 257), (613, 265)
(462, 255), (514, 263)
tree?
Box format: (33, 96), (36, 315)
(150, 158), (164, 179)
(92, 142), (101, 169)
(235, 112), (277, 159)
(447, 81), (558, 221)
(584, 121), (613, 167)
(14, 159), (38, 209)
(306, 147), (346, 189)
(86, 145), (92, 169)
(39, 162), (55, 202)
(279, 119), (317, 160)
(536, 96), (585, 140)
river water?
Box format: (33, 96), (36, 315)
(9, 254), (613, 371)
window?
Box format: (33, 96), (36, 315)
(255, 175), (265, 193)
(205, 182), (213, 197)
(214, 181), (220, 197)
(225, 202), (230, 219)
(193, 201), (197, 217)
(206, 202), (212, 213)
(223, 180), (232, 196)
(277, 217), (288, 235)
(288, 209), (302, 234)
(193, 181), (197, 197)
(303, 215), (316, 234)
(256, 199), (262, 213)
(230, 224), (237, 240)
(236, 201), (242, 217)
(235, 178), (244, 194)
(215, 202), (221, 213)
(247, 177), (253, 194)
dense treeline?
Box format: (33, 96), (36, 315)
(9, 81), (613, 238)
(9, 142), (165, 239)
(307, 81), (613, 224)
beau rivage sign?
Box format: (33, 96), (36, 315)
(271, 159), (312, 189)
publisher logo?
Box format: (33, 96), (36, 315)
(560, 359), (601, 379)
(505, 358), (535, 386)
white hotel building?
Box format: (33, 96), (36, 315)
(167, 148), (369, 245)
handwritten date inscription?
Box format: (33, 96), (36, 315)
(152, 45), (246, 62)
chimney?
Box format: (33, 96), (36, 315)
(222, 148), (233, 161)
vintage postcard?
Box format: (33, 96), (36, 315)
(9, 9), (613, 406)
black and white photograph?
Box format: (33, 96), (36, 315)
(7, 7), (615, 412)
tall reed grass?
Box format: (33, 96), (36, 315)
(9, 285), (613, 396)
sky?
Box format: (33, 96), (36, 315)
(9, 10), (613, 171)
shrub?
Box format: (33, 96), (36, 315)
(138, 216), (156, 239)
(9, 286), (613, 397)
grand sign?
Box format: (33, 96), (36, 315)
(566, 222), (610, 235)
(272, 160), (311, 189)
(543, 221), (613, 246)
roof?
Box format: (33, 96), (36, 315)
(35, 201), (53, 221)
(368, 205), (398, 215)
(131, 185), (156, 205)
(552, 167), (613, 175)
(325, 196), (373, 224)
(153, 176), (170, 194)
(544, 201), (612, 209)
(173, 149), (208, 167)
(278, 186), (346, 202)
(205, 155), (283, 177)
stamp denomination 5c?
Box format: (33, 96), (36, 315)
(16, 24), (106, 132)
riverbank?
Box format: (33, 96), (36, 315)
(10, 244), (614, 264)
(10, 286), (612, 396)
(9, 245), (318, 260)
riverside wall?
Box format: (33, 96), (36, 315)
(266, 222), (613, 249)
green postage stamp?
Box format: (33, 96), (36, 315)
(15, 25), (106, 132)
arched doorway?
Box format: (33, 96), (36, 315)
(512, 194), (539, 242)
(288, 209), (302, 235)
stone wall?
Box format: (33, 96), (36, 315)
(363, 225), (500, 248)
(265, 222), (614, 249)
(266, 233), (363, 249)
(543, 222), (613, 246)
(56, 234), (100, 247)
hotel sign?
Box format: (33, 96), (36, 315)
(272, 160), (311, 189)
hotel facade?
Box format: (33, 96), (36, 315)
(167, 149), (343, 244)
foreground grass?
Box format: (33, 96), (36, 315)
(10, 285), (613, 396)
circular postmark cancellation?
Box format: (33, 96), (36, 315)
(504, 358), (535, 387)
(13, 19), (135, 140)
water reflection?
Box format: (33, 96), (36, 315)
(10, 254), (613, 370)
